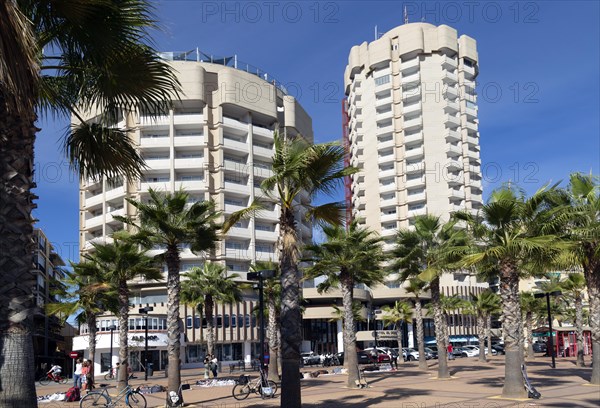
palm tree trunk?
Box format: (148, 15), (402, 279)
(477, 313), (486, 362)
(396, 327), (403, 358)
(414, 299), (427, 370)
(499, 261), (526, 398)
(267, 300), (280, 382)
(340, 272), (360, 388)
(430, 278), (449, 378)
(0, 98), (38, 407)
(88, 314), (98, 386)
(279, 208), (302, 407)
(165, 247), (183, 407)
(117, 281), (130, 391)
(574, 296), (585, 367)
(205, 296), (215, 356)
(525, 311), (534, 359)
(486, 314), (493, 360)
(583, 254), (599, 383)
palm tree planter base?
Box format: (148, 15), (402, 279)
(488, 395), (531, 402)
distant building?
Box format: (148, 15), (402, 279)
(32, 228), (67, 377)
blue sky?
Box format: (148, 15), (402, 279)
(33, 1), (600, 263)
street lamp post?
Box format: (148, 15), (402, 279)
(247, 270), (275, 371)
(109, 324), (116, 373)
(534, 290), (561, 368)
(139, 307), (154, 381)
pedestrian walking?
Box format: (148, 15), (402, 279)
(73, 358), (83, 388)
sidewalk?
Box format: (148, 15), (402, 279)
(37, 356), (599, 407)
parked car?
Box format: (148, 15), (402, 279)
(336, 351), (372, 365)
(459, 345), (481, 357)
(301, 351), (321, 366)
(401, 348), (420, 361)
(532, 342), (547, 353)
(491, 344), (505, 355)
(424, 347), (438, 359)
(363, 348), (392, 363)
(452, 347), (468, 358)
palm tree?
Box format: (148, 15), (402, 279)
(228, 132), (354, 406)
(304, 220), (385, 389)
(117, 188), (221, 406)
(439, 294), (468, 349)
(391, 215), (468, 379)
(181, 262), (242, 357)
(380, 301), (413, 359)
(47, 263), (117, 385)
(480, 290), (501, 360)
(469, 290), (501, 362)
(543, 173), (600, 383)
(404, 278), (429, 370)
(453, 186), (560, 398)
(83, 231), (162, 389)
(249, 261), (282, 382)
(0, 2), (178, 404)
(520, 292), (544, 359)
(561, 273), (587, 367)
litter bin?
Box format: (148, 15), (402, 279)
(147, 363), (154, 377)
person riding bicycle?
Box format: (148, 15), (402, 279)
(47, 364), (62, 381)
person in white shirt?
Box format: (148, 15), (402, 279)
(73, 358), (83, 388)
(47, 364), (62, 381)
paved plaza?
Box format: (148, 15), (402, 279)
(37, 356), (599, 407)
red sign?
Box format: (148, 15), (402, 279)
(69, 352), (79, 358)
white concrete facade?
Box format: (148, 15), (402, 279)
(75, 53), (313, 375)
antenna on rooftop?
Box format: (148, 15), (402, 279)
(404, 6), (409, 24)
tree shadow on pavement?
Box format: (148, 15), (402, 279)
(532, 367), (592, 382)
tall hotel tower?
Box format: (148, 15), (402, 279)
(75, 52), (313, 374)
(344, 23), (483, 249)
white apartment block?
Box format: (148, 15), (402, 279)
(310, 22), (488, 351)
(74, 52), (313, 374)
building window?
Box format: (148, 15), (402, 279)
(374, 75), (390, 86)
(186, 316), (193, 329)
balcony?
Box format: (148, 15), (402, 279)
(174, 157), (204, 169)
(223, 159), (248, 172)
(174, 134), (205, 147)
(105, 186), (125, 201)
(222, 117), (250, 134)
(444, 85), (458, 100)
(402, 72), (420, 87)
(444, 99), (460, 113)
(229, 226), (252, 240)
(252, 125), (273, 138)
(143, 158), (170, 170)
(445, 114), (460, 128)
(404, 145), (424, 160)
(445, 129), (461, 143)
(173, 113), (203, 126)
(466, 106), (478, 119)
(406, 191), (426, 203)
(378, 167), (396, 179)
(253, 144), (274, 159)
(405, 177), (425, 189)
(401, 57), (419, 71)
(381, 212), (398, 223)
(470, 178), (482, 189)
(106, 208), (125, 223)
(407, 207), (427, 217)
(403, 116), (422, 131)
(255, 229), (278, 242)
(375, 94), (393, 106)
(442, 70), (458, 84)
(470, 192), (483, 202)
(174, 180), (204, 191)
(466, 134), (479, 146)
(140, 115), (170, 126)
(224, 180), (249, 195)
(140, 134), (170, 148)
(403, 102), (421, 116)
(404, 131), (423, 145)
(85, 192), (104, 208)
(379, 181), (397, 193)
(446, 158), (463, 171)
(450, 188), (465, 200)
(446, 144), (462, 157)
(376, 123), (394, 136)
(442, 55), (456, 69)
(84, 214), (104, 230)
(461, 63), (476, 78)
(376, 108), (393, 121)
(465, 120), (478, 131)
(223, 136), (248, 152)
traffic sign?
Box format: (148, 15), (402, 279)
(69, 352), (79, 358)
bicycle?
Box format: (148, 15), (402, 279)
(231, 367), (277, 400)
(104, 367), (134, 380)
(79, 384), (146, 408)
(39, 372), (69, 386)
